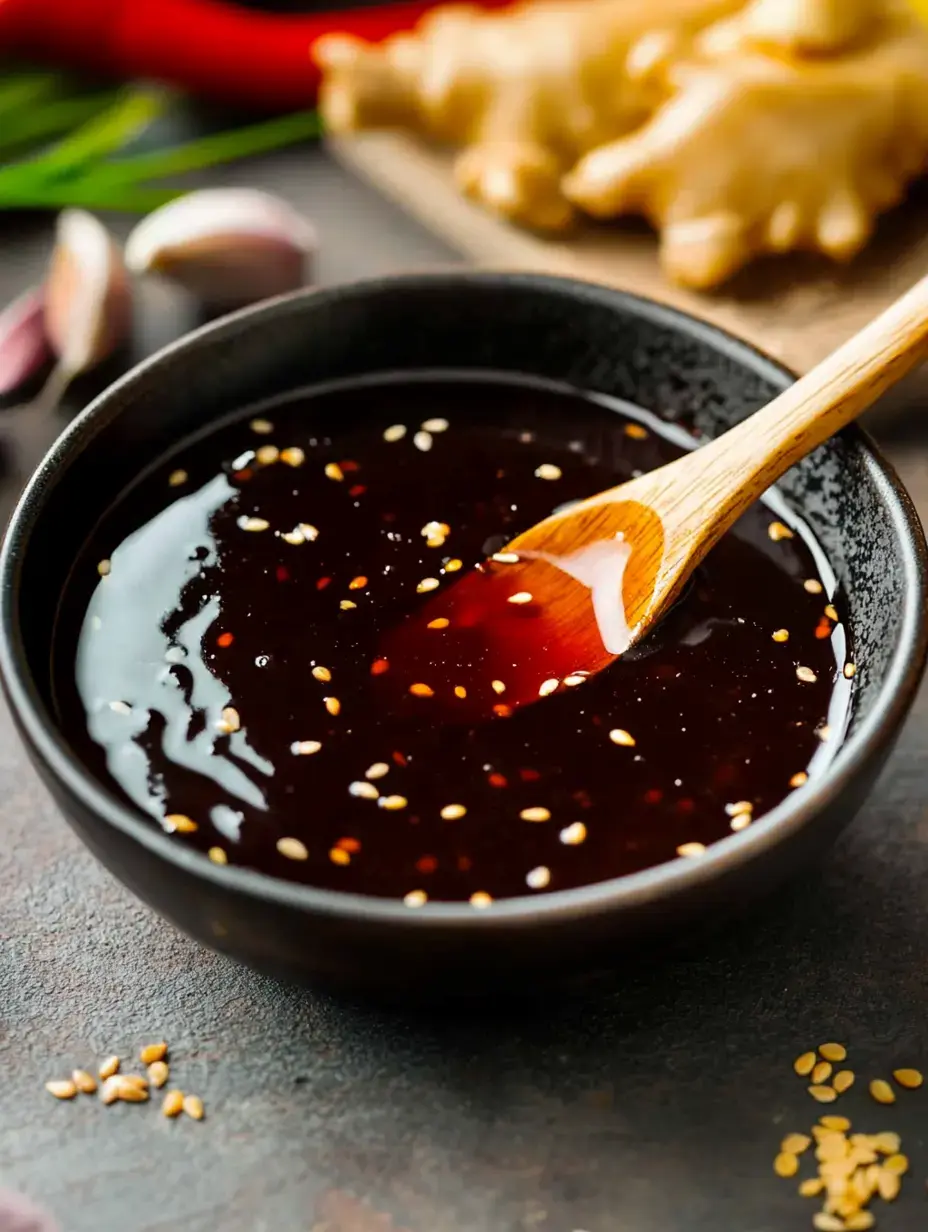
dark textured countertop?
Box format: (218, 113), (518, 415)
(2, 143), (928, 1232)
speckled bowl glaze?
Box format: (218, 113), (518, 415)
(2, 274), (926, 999)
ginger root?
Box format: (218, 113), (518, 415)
(315, 0), (928, 287)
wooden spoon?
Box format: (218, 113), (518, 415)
(381, 274), (928, 716)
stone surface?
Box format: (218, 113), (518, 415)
(1, 143), (927, 1232)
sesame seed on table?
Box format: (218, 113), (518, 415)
(4, 138), (928, 1232)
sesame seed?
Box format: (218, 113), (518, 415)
(168, 469), (188, 487)
(790, 772), (808, 788)
(609, 729), (636, 747)
(404, 889), (427, 907)
(256, 444), (279, 465)
(291, 739), (321, 755)
(725, 800), (753, 817)
(413, 430), (433, 452)
(812, 1061), (833, 1084)
(492, 552), (520, 563)
(491, 680), (506, 694)
(329, 846), (351, 866)
(796, 666), (817, 683)
(444, 558), (463, 572)
(818, 1115), (851, 1131)
(808, 1085), (837, 1103)
(417, 578), (440, 593)
(366, 762), (389, 779)
(804, 579), (824, 594)
(526, 865), (551, 890)
(812, 1216), (845, 1231)
(162, 1089), (184, 1117)
(535, 464), (562, 480)
(140, 1043), (167, 1065)
(72, 1069), (97, 1094)
(349, 781), (379, 799)
(892, 1067), (923, 1089)
(677, 842), (706, 857)
(250, 418), (273, 434)
(798, 1177), (824, 1197)
(325, 462), (344, 481)
(421, 417), (449, 433)
(538, 678), (559, 697)
(163, 813), (197, 835)
(819, 1042), (847, 1062)
(340, 600), (356, 610)
(280, 528), (305, 545)
(99, 1056), (120, 1080)
(730, 814), (751, 831)
(794, 1052), (817, 1076)
(816, 725), (832, 742)
(844, 662), (857, 678)
(280, 447), (305, 467)
(312, 665), (332, 683)
(772, 628), (789, 642)
(422, 520), (450, 540)
(833, 1070), (854, 1093)
(409, 683), (435, 697)
(441, 804), (466, 820)
(182, 1094), (205, 1121)
(454, 685), (467, 698)
(869, 1079), (895, 1104)
(427, 617), (449, 629)
(276, 836), (309, 860)
(379, 795), (408, 811)
(774, 1151), (799, 1177)
(768, 521), (794, 541)
(148, 1061), (169, 1089)
(383, 424), (407, 442)
(46, 1079), (77, 1100)
(563, 674), (587, 687)
(469, 892), (493, 908)
(208, 846), (227, 865)
(324, 697), (341, 716)
(97, 559), (111, 577)
(217, 706), (240, 733)
(625, 423), (648, 440)
(520, 807), (551, 822)
(781, 1133), (811, 1154)
(877, 1170), (900, 1201)
(825, 603), (839, 621)
(507, 591), (533, 604)
(237, 515), (270, 532)
(560, 822), (587, 845)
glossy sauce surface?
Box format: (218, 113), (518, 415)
(53, 375), (854, 904)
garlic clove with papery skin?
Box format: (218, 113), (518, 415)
(124, 188), (317, 308)
(44, 209), (132, 379)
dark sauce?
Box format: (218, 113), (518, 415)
(52, 375), (854, 905)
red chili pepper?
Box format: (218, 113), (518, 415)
(0, 0), (510, 109)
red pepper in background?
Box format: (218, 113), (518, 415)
(0, 0), (510, 110)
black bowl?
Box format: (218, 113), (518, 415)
(2, 273), (926, 1000)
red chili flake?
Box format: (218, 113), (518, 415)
(677, 797), (695, 814)
(276, 565), (290, 583)
(349, 484), (367, 498)
(381, 512), (397, 523)
(233, 468), (253, 482)
(216, 632), (234, 648)
(340, 460), (360, 473)
(316, 576), (332, 591)
(573, 789), (592, 808)
(457, 856), (473, 872)
(815, 617), (832, 639)
(519, 768), (541, 782)
(337, 837), (361, 854)
(643, 788), (663, 805)
(392, 751), (408, 766)
(496, 468), (506, 479)
(493, 703), (513, 718)
(415, 855), (438, 875)
(370, 658), (390, 676)
(488, 772), (508, 788)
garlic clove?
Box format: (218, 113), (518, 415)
(44, 209), (132, 378)
(124, 188), (317, 307)
(0, 286), (51, 396)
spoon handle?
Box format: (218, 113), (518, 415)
(676, 271), (928, 522)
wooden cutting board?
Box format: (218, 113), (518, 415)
(331, 132), (928, 385)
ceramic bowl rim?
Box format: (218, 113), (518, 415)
(2, 271), (926, 930)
